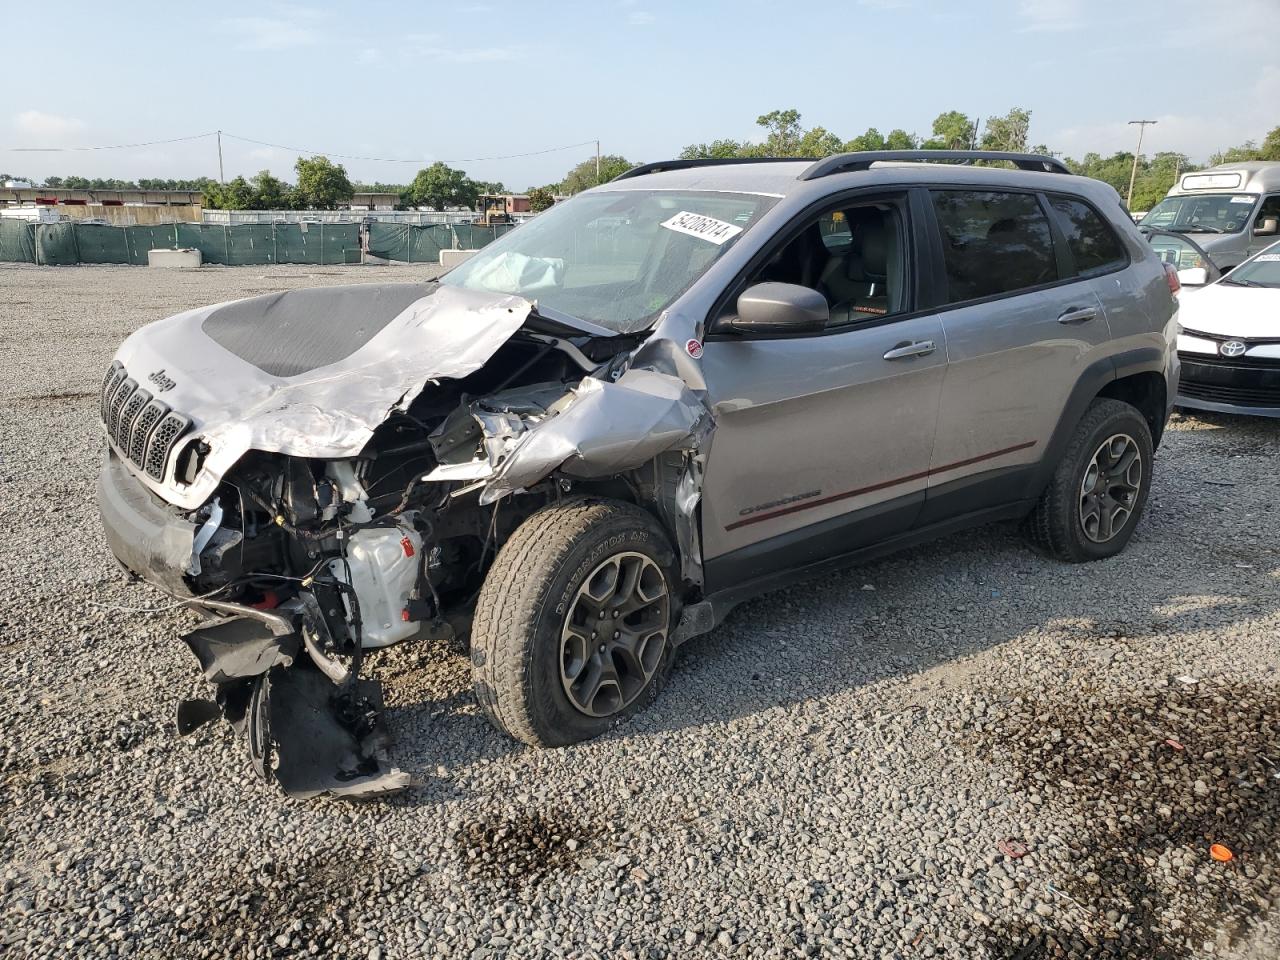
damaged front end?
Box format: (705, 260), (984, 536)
(98, 281), (712, 799)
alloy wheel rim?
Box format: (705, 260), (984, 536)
(1079, 433), (1143, 543)
(560, 551), (669, 717)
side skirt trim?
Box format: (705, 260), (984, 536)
(685, 500), (1034, 644)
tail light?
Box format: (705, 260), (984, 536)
(1164, 262), (1181, 296)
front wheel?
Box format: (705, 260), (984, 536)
(471, 499), (678, 747)
(1025, 398), (1154, 562)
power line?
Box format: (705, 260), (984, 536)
(6, 131), (599, 164)
(219, 133), (598, 163)
(9, 132), (218, 152)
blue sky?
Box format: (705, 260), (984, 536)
(5, 0), (1278, 189)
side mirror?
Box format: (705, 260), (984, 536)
(1177, 266), (1209, 287)
(1255, 217), (1279, 236)
(729, 282), (829, 335)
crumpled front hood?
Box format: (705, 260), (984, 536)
(111, 282), (532, 510)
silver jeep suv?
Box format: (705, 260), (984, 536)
(97, 151), (1179, 796)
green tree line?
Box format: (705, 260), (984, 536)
(674, 108), (1280, 210)
(14, 115), (1280, 212)
(11, 157), (509, 212)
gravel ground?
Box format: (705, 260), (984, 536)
(1, 262), (1278, 960)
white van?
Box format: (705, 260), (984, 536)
(1140, 162), (1280, 271)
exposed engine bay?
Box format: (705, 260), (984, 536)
(97, 282), (711, 797)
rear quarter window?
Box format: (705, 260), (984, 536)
(929, 190), (1058, 303)
(1048, 195), (1128, 277)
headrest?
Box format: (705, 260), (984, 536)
(985, 217), (1018, 239)
(845, 209), (888, 280)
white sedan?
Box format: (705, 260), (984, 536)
(1175, 240), (1280, 418)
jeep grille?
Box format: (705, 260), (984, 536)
(100, 361), (191, 481)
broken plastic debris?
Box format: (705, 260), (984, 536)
(997, 838), (1028, 859)
(422, 460), (495, 482)
(1209, 843), (1234, 863)
(1044, 881), (1093, 914)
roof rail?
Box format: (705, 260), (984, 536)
(799, 150), (1072, 180)
(611, 157), (817, 182)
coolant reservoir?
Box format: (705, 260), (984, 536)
(328, 524), (423, 648)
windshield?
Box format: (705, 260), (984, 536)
(1140, 193), (1257, 234)
(1222, 245), (1280, 288)
(441, 189), (776, 334)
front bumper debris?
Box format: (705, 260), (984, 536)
(97, 451), (198, 597)
(179, 608), (410, 800)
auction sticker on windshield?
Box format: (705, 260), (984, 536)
(661, 211), (744, 245)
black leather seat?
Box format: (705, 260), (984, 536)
(823, 208), (896, 323)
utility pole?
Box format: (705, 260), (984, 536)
(1126, 120), (1157, 208)
(217, 130), (225, 185)
(595, 140), (601, 185)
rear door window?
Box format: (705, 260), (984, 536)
(1047, 195), (1128, 277)
(929, 190), (1058, 303)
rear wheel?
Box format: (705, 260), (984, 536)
(471, 499), (677, 747)
(1025, 398), (1153, 562)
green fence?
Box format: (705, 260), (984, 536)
(367, 222), (515, 263)
(0, 220), (365, 266)
(0, 220), (37, 263)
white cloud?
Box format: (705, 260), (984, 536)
(1018, 0), (1083, 32)
(221, 16), (320, 51)
(442, 47), (521, 63)
(13, 109), (85, 141)
(627, 10), (655, 25)
(249, 147), (290, 163)
(403, 32), (521, 63)
(1045, 54), (1280, 164)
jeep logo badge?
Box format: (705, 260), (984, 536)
(1219, 340), (1247, 358)
(148, 369), (177, 393)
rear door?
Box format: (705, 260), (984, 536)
(699, 192), (946, 590)
(917, 187), (1117, 524)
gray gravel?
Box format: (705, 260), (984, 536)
(2, 262), (1279, 959)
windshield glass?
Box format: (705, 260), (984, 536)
(441, 189), (776, 334)
(1224, 245), (1280, 287)
(1140, 194), (1257, 234)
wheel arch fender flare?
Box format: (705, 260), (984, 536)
(1029, 346), (1166, 498)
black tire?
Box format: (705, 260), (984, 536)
(471, 499), (678, 747)
(1025, 398), (1154, 562)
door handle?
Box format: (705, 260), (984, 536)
(1057, 306), (1098, 324)
(883, 339), (936, 361)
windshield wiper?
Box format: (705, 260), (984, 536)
(1220, 277), (1265, 287)
(1170, 225), (1224, 234)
